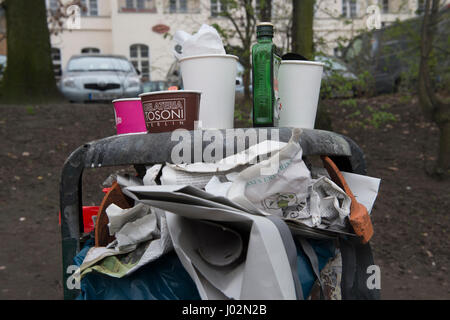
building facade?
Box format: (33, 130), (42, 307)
(313, 0), (429, 55)
(39, 0), (441, 81)
(47, 0), (221, 81)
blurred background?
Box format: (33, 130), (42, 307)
(0, 0), (448, 299)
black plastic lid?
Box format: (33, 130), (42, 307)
(282, 53), (308, 61)
(257, 22), (274, 38)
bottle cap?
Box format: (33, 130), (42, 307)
(257, 22), (274, 38)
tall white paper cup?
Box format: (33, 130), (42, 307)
(180, 54), (238, 129)
(278, 60), (324, 129)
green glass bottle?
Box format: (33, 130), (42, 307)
(252, 22), (281, 127)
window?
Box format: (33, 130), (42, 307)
(169, 0), (188, 13)
(48, 0), (59, 12)
(170, 0), (177, 12)
(165, 0), (200, 14)
(80, 0), (98, 16)
(382, 0), (389, 13)
(342, 0), (357, 18)
(254, 0), (261, 18)
(137, 0), (146, 9)
(119, 0), (156, 12)
(333, 47), (340, 57)
(350, 0), (357, 17)
(211, 0), (227, 17)
(130, 44), (150, 80)
(0, 8), (5, 34)
(81, 47), (100, 54)
(51, 48), (62, 78)
(417, 0), (425, 14)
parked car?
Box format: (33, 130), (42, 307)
(59, 54), (143, 102)
(341, 6), (450, 94)
(142, 80), (169, 93)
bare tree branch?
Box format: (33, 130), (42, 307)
(222, 10), (246, 44)
(47, 0), (85, 36)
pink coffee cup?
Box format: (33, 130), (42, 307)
(112, 98), (147, 135)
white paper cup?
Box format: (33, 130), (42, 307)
(278, 60), (324, 129)
(180, 54), (238, 129)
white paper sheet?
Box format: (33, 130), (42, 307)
(341, 171), (381, 214)
(123, 186), (297, 300)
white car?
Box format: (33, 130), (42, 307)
(60, 54), (142, 102)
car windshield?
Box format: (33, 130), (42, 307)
(67, 57), (132, 72)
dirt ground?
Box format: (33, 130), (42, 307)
(0, 93), (449, 299)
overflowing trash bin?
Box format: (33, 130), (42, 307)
(60, 127), (381, 300)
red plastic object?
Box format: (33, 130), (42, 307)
(59, 206), (100, 234)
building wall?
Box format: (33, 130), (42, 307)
(0, 40), (6, 56)
(46, 0), (448, 81)
(51, 15), (113, 69)
(49, 0), (113, 73)
(313, 0), (423, 54)
(50, 0), (222, 80)
(109, 0), (211, 80)
(0, 36), (6, 56)
(51, 28), (112, 68)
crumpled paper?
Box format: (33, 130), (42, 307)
(106, 202), (150, 236)
(80, 205), (173, 278)
(173, 24), (226, 59)
(224, 128), (352, 230)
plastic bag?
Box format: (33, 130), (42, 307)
(173, 24), (226, 59)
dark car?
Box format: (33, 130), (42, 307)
(341, 6), (450, 94)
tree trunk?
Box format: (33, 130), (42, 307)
(259, 0), (272, 22)
(437, 121), (450, 174)
(418, 0), (435, 120)
(292, 0), (314, 59)
(1, 0), (62, 103)
(242, 49), (252, 105)
(418, 0), (450, 176)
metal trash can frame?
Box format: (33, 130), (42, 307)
(59, 128), (368, 300)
